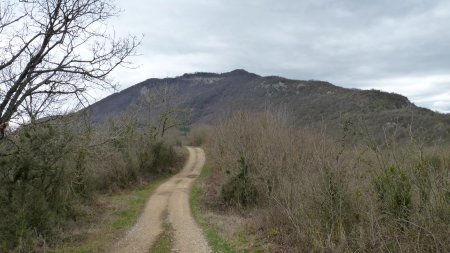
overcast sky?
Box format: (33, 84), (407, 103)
(109, 0), (450, 113)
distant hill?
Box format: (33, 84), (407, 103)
(86, 69), (450, 144)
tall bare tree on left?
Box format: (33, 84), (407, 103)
(0, 0), (140, 138)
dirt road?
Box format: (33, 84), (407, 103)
(111, 147), (211, 253)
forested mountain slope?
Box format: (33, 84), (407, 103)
(87, 69), (450, 143)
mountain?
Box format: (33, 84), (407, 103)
(86, 69), (450, 143)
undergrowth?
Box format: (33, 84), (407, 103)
(0, 114), (182, 252)
(207, 110), (450, 252)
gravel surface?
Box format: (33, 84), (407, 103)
(111, 147), (211, 253)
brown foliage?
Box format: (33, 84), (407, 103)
(207, 110), (450, 252)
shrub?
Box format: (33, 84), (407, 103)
(150, 141), (176, 173)
(188, 126), (209, 146)
(374, 166), (412, 222)
(0, 122), (86, 250)
(0, 113), (182, 251)
(221, 156), (258, 206)
(206, 110), (450, 252)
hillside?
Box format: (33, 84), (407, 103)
(87, 69), (450, 143)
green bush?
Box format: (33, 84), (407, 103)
(0, 115), (182, 251)
(221, 156), (258, 206)
(314, 169), (361, 244)
(150, 141), (176, 173)
(374, 166), (412, 222)
(0, 123), (84, 251)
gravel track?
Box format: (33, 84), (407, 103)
(111, 147), (211, 253)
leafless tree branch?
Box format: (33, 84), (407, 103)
(0, 0), (141, 134)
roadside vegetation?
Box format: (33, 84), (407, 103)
(205, 110), (450, 252)
(1, 1), (448, 252)
(51, 176), (170, 253)
(0, 113), (185, 252)
(191, 165), (238, 253)
(191, 150), (272, 253)
(0, 0), (191, 250)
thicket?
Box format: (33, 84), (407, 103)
(207, 110), (450, 252)
(0, 114), (180, 252)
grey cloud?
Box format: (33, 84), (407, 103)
(112, 0), (450, 112)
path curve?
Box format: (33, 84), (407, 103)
(111, 147), (211, 253)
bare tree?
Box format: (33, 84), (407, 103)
(0, 0), (140, 135)
(137, 85), (188, 138)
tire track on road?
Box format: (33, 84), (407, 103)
(111, 147), (210, 253)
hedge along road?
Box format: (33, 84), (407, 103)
(111, 147), (211, 253)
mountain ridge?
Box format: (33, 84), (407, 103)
(86, 69), (450, 143)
